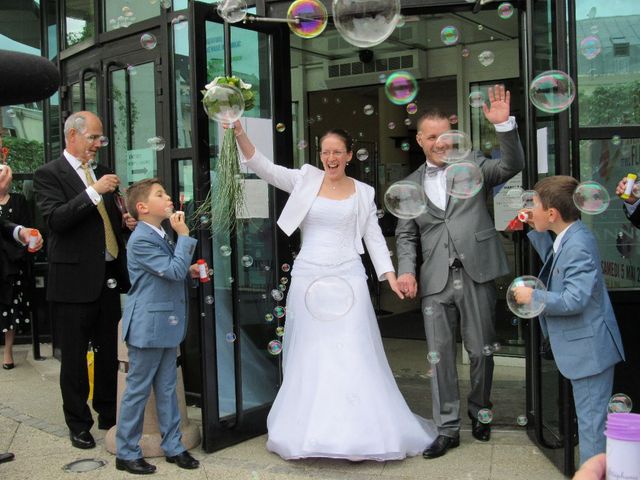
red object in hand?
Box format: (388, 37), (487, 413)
(197, 259), (210, 283)
(27, 229), (39, 253)
(179, 193), (185, 211)
(1, 146), (8, 163)
(506, 216), (524, 231)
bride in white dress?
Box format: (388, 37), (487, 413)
(233, 122), (436, 461)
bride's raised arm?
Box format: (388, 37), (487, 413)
(232, 120), (302, 194)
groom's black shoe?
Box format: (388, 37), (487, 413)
(422, 435), (460, 459)
(468, 412), (491, 442)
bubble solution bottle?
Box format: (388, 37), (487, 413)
(27, 229), (39, 253)
(605, 412), (640, 479)
(197, 259), (210, 283)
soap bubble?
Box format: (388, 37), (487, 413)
(205, 295), (214, 304)
(305, 276), (355, 321)
(497, 2), (514, 19)
(202, 84), (245, 123)
(220, 245), (232, 256)
(276, 326), (285, 337)
(356, 148), (369, 161)
(482, 345), (494, 356)
(297, 139), (308, 150)
(406, 103), (418, 115)
(387, 121), (396, 130)
(611, 135), (621, 146)
(140, 33), (157, 50)
(506, 275), (547, 319)
(274, 306), (285, 318)
(521, 190), (536, 209)
(427, 351), (441, 364)
(608, 393), (632, 413)
(573, 181), (610, 215)
(384, 71), (418, 106)
(267, 340), (283, 355)
(265, 313), (274, 322)
(529, 70), (575, 114)
(404, 118), (412, 126)
(278, 283), (286, 292)
(401, 141), (410, 152)
(505, 187), (525, 208)
(241, 255), (254, 267)
(469, 90), (485, 108)
(517, 415), (528, 426)
(440, 26), (459, 46)
(449, 114), (458, 124)
(332, 0), (401, 48)
(126, 64), (137, 76)
(106, 278), (118, 289)
(271, 289), (284, 301)
(287, 0), (328, 39)
(383, 181), (428, 219)
(445, 162), (484, 199)
(280, 277), (289, 285)
(579, 35), (602, 60)
(434, 130), (472, 162)
(478, 408), (493, 424)
(217, 0), (247, 23)
(281, 263), (291, 272)
(478, 50), (495, 67)
(225, 332), (236, 343)
(461, 48), (470, 58)
(363, 104), (374, 115)
(147, 136), (166, 151)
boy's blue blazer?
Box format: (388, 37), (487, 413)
(528, 221), (625, 380)
(121, 221), (197, 348)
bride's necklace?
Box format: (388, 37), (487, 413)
(327, 178), (346, 190)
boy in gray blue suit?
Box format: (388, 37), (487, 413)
(115, 178), (201, 474)
(513, 175), (625, 466)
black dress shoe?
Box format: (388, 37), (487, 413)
(422, 435), (460, 459)
(2, 363), (14, 370)
(166, 451), (199, 469)
(0, 452), (15, 463)
(69, 431), (96, 449)
(115, 458), (156, 475)
(469, 412), (491, 442)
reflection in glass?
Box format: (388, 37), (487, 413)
(174, 15), (191, 147)
(105, 1), (161, 32)
(65, 0), (95, 47)
(576, 1), (640, 126)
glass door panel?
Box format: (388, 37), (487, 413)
(109, 62), (159, 188)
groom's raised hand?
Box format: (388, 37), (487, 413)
(482, 84), (510, 125)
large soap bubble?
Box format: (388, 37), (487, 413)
(305, 276), (355, 321)
(287, 0), (328, 39)
(332, 0), (401, 48)
(440, 26), (459, 46)
(434, 130), (472, 163)
(579, 35), (602, 60)
(384, 71), (418, 106)
(507, 275), (547, 319)
(573, 180), (610, 215)
(217, 0), (247, 23)
(202, 84), (245, 123)
(445, 162), (484, 199)
(529, 70), (575, 114)
(384, 181), (428, 219)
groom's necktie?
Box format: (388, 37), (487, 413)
(426, 165), (446, 177)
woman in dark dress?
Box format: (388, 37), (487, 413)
(0, 172), (32, 369)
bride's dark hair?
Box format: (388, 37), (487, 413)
(320, 129), (353, 153)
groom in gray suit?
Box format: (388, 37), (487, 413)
(396, 86), (524, 458)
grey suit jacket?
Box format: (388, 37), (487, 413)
(396, 128), (525, 296)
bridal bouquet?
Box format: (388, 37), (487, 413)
(198, 76), (255, 233)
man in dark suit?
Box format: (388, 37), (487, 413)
(396, 87), (525, 459)
(34, 111), (134, 449)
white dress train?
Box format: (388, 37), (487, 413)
(266, 195), (436, 461)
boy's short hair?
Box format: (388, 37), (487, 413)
(534, 175), (581, 222)
(126, 178), (162, 220)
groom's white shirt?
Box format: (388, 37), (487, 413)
(240, 148), (393, 280)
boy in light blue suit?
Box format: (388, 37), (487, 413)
(115, 178), (201, 474)
(513, 175), (625, 466)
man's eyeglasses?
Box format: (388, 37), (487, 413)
(320, 150), (347, 158)
(85, 134), (109, 147)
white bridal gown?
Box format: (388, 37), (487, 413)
(266, 194), (436, 461)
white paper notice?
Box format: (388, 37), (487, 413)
(238, 179), (269, 219)
(536, 127), (548, 174)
